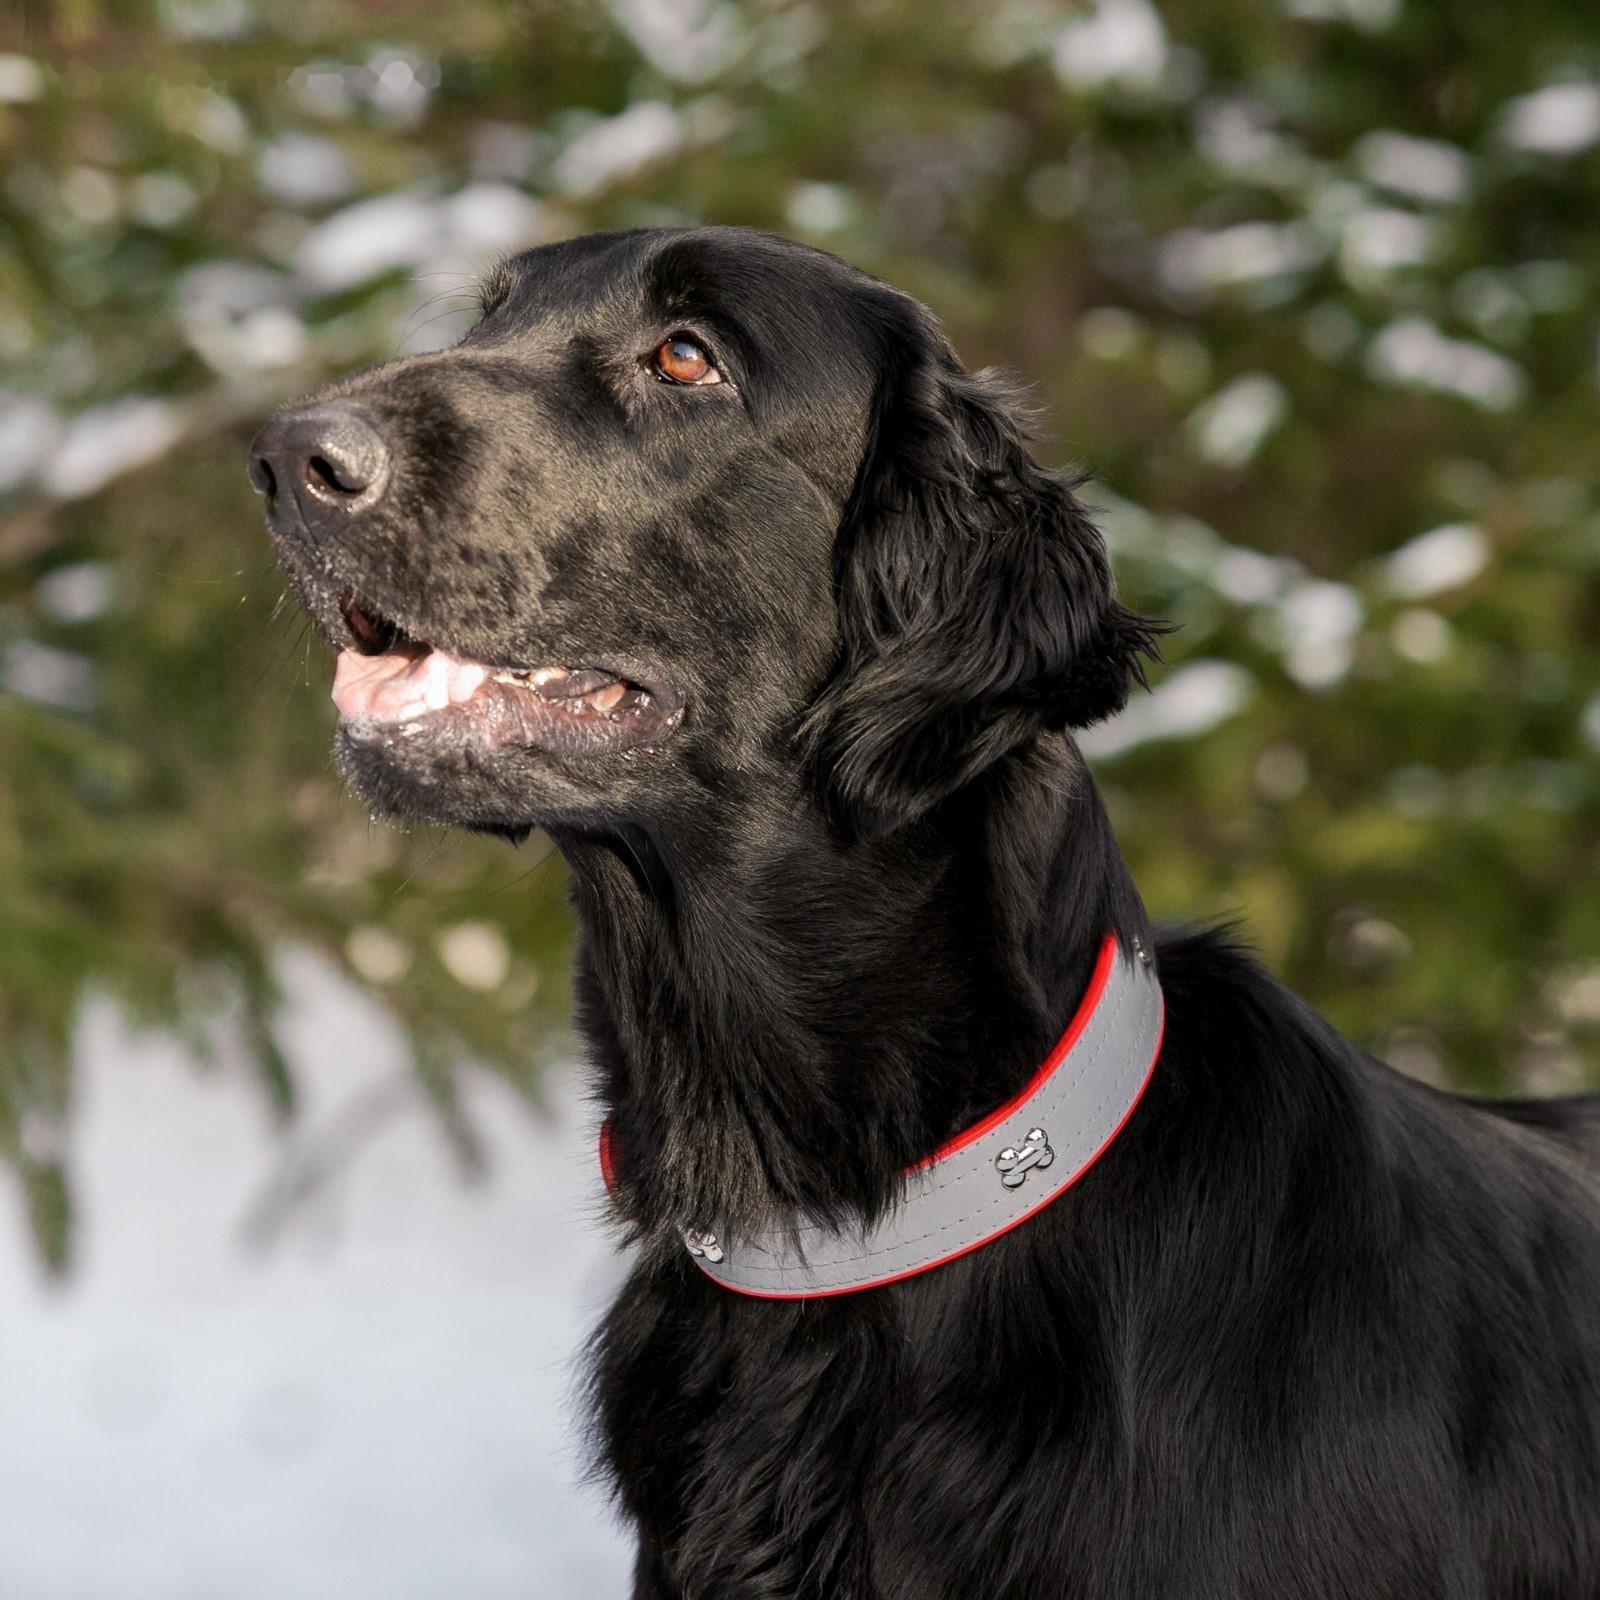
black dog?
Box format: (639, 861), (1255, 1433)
(255, 227), (1600, 1598)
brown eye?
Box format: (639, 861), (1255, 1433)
(653, 336), (720, 385)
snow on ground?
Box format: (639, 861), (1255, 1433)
(0, 952), (633, 1600)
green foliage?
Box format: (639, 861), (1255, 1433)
(2, 0), (1598, 1266)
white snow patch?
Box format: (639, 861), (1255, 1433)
(609, 0), (745, 82)
(178, 262), (307, 374)
(178, 260), (294, 318)
(1080, 659), (1255, 758)
(1194, 97), (1299, 174)
(1355, 131), (1470, 204)
(61, 166), (120, 226)
(175, 88), (251, 154)
(1338, 206), (1436, 284)
(1211, 545), (1297, 605)
(1390, 608), (1453, 664)
(159, 0), (253, 39)
(3, 639), (97, 711)
(1499, 82), (1600, 156)
(36, 561), (116, 625)
(259, 133), (356, 208)
(442, 183), (544, 258)
(1159, 221), (1325, 296)
(362, 49), (438, 127)
(0, 52), (45, 103)
(40, 399), (186, 500)
(0, 961), (632, 1599)
(212, 307), (308, 372)
(1187, 373), (1288, 467)
(1053, 0), (1169, 91)
(293, 193), (437, 290)
(1366, 317), (1526, 410)
(551, 102), (685, 198)
(294, 186), (542, 293)
(1282, 0), (1398, 29)
(128, 171), (198, 229)
(1265, 579), (1365, 688)
(1382, 522), (1489, 599)
(0, 394), (62, 493)
(786, 181), (853, 234)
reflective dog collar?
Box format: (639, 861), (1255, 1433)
(599, 932), (1165, 1300)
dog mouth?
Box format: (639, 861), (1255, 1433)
(330, 591), (680, 755)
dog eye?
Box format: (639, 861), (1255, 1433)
(652, 336), (721, 386)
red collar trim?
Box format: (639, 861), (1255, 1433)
(599, 931), (1141, 1199)
(912, 932), (1120, 1169)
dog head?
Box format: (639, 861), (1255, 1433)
(254, 227), (1158, 844)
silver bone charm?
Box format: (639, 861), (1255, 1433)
(683, 1228), (725, 1264)
(994, 1128), (1055, 1189)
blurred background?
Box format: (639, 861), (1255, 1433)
(1, 0), (1598, 1592)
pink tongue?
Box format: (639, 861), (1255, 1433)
(332, 647), (490, 723)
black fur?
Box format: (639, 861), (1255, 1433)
(260, 227), (1600, 1598)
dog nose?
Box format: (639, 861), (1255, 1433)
(249, 403), (390, 536)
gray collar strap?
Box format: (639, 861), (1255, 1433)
(630, 933), (1164, 1300)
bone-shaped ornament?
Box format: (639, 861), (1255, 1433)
(994, 1127), (1055, 1189)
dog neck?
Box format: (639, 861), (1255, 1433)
(554, 738), (1149, 1238)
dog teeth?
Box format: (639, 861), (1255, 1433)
(491, 666), (563, 687)
(474, 663), (666, 735)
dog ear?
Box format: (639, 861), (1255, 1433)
(803, 301), (1165, 841)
